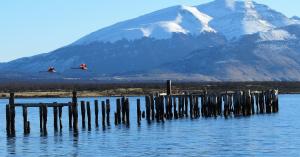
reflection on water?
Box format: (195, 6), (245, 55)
(0, 95), (300, 156)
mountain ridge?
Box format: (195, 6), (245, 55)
(1, 0), (300, 81)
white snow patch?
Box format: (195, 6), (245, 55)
(243, 0), (274, 34)
(181, 5), (215, 32)
(159, 21), (187, 34)
(245, 0), (254, 9)
(140, 28), (151, 37)
(225, 0), (236, 10)
(259, 29), (297, 41)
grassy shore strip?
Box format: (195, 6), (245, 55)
(1, 81), (300, 98)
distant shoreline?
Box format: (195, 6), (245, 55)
(1, 81), (300, 98)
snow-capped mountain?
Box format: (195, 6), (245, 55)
(1, 0), (300, 81)
(74, 5), (216, 44)
(74, 0), (300, 45)
(198, 0), (299, 39)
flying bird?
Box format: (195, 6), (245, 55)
(71, 64), (88, 71)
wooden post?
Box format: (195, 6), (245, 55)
(273, 90), (279, 113)
(194, 96), (199, 118)
(184, 94), (188, 117)
(251, 93), (255, 115)
(189, 95), (194, 119)
(59, 106), (63, 130)
(39, 105), (43, 132)
(160, 96), (164, 122)
(165, 96), (169, 119)
(42, 105), (48, 134)
(145, 96), (150, 121)
(173, 97), (178, 119)
(121, 97), (126, 124)
(259, 91), (264, 114)
(53, 105), (58, 131)
(80, 101), (86, 128)
(27, 121), (30, 134)
(167, 80), (172, 95)
(169, 95), (173, 119)
(155, 96), (159, 122)
(95, 100), (99, 128)
(178, 96), (182, 118)
(72, 91), (78, 132)
(116, 99), (121, 124)
(137, 99), (141, 125)
(125, 98), (130, 126)
(9, 93), (15, 136)
(167, 96), (171, 119)
(150, 94), (155, 121)
(87, 101), (91, 130)
(102, 101), (106, 127)
(6, 104), (11, 136)
(114, 112), (118, 125)
(22, 106), (29, 134)
(106, 99), (110, 126)
(68, 102), (73, 129)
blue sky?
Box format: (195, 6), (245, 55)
(1, 0), (299, 62)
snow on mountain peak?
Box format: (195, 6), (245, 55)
(73, 0), (300, 45)
(74, 5), (216, 45)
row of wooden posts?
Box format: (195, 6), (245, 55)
(5, 81), (279, 137)
(144, 89), (279, 123)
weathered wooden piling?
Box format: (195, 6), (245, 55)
(114, 112), (118, 125)
(150, 94), (155, 121)
(173, 97), (178, 119)
(95, 100), (99, 127)
(159, 96), (165, 122)
(87, 101), (91, 130)
(6, 105), (11, 136)
(125, 98), (130, 125)
(22, 106), (30, 134)
(189, 95), (194, 119)
(166, 95), (172, 120)
(167, 80), (172, 95)
(53, 105), (58, 131)
(145, 96), (151, 121)
(68, 102), (73, 129)
(184, 94), (188, 117)
(259, 92), (265, 114)
(39, 105), (43, 132)
(106, 99), (110, 126)
(101, 101), (106, 127)
(137, 99), (141, 125)
(59, 106), (63, 130)
(80, 101), (86, 128)
(42, 105), (48, 134)
(116, 99), (121, 124)
(9, 93), (15, 136)
(194, 96), (200, 118)
(72, 91), (78, 132)
(121, 97), (126, 124)
(178, 96), (182, 118)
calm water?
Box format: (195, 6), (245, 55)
(0, 95), (300, 157)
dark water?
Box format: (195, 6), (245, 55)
(0, 95), (300, 157)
